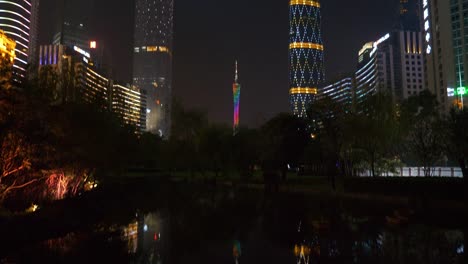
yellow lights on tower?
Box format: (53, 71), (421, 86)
(144, 46), (170, 53)
(289, 42), (324, 51)
(289, 0), (320, 7)
(289, 87), (318, 95)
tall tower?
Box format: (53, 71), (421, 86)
(0, 0), (40, 82)
(233, 61), (241, 135)
(289, 0), (325, 118)
(133, 0), (174, 137)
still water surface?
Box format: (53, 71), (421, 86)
(3, 183), (465, 263)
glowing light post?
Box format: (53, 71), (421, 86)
(233, 61), (241, 135)
(457, 53), (466, 109)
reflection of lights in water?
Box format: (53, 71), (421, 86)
(122, 221), (138, 253)
(376, 233), (383, 246)
(294, 244), (311, 264)
(26, 204), (39, 213)
(457, 245), (464, 254)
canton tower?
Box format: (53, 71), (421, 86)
(289, 0), (325, 117)
(233, 61), (241, 135)
(133, 0), (174, 137)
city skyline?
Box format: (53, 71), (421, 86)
(36, 0), (399, 127)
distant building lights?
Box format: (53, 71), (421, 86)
(73, 46), (90, 58)
(373, 33), (390, 49)
(90, 41), (97, 49)
(423, 0), (431, 54)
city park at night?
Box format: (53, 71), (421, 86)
(0, 0), (467, 263)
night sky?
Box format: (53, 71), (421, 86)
(39, 0), (399, 127)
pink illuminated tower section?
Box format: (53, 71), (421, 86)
(233, 61), (241, 135)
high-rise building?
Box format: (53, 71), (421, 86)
(233, 61), (241, 134)
(53, 0), (93, 50)
(39, 44), (147, 130)
(133, 0), (174, 137)
(398, 0), (421, 31)
(289, 0), (325, 118)
(319, 31), (426, 109)
(39, 44), (109, 106)
(0, 0), (40, 82)
(111, 84), (147, 132)
(319, 77), (354, 111)
(422, 0), (468, 110)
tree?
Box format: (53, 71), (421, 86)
(199, 124), (232, 178)
(445, 108), (468, 178)
(260, 113), (309, 181)
(352, 93), (401, 177)
(401, 91), (444, 176)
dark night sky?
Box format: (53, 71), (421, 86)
(39, 0), (399, 127)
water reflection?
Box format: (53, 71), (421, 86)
(121, 212), (165, 263)
(2, 188), (466, 264)
(290, 214), (464, 264)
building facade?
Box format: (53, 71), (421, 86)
(422, 0), (462, 110)
(320, 31), (426, 109)
(289, 0), (325, 118)
(319, 77), (354, 110)
(53, 0), (93, 50)
(133, 0), (174, 137)
(39, 44), (147, 131)
(399, 0), (421, 31)
(39, 44), (109, 105)
(0, 0), (40, 81)
(111, 84), (147, 131)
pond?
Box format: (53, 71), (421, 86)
(1, 180), (466, 263)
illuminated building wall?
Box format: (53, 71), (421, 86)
(75, 62), (110, 106)
(0, 0), (40, 82)
(289, 0), (325, 118)
(320, 31), (425, 110)
(0, 30), (16, 65)
(111, 84), (147, 132)
(233, 61), (241, 134)
(422, 0), (455, 111)
(319, 77), (354, 111)
(39, 44), (109, 106)
(133, 0), (174, 137)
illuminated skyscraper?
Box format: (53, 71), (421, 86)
(0, 0), (40, 81)
(233, 61), (241, 135)
(133, 0), (174, 137)
(289, 0), (325, 118)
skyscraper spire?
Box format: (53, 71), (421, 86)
(235, 60), (238, 83)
